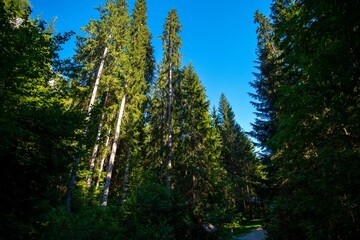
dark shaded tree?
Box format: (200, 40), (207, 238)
(215, 93), (259, 218)
(264, 0), (360, 239)
(0, 1), (80, 238)
(148, 9), (182, 191)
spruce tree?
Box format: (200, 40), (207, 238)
(100, 0), (131, 207)
(249, 10), (283, 220)
(216, 93), (258, 216)
(0, 1), (80, 237)
(64, 1), (114, 208)
(113, 0), (155, 202)
(173, 64), (228, 222)
(250, 10), (280, 156)
(265, 0), (360, 238)
(150, 9), (182, 191)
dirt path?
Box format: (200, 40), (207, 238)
(234, 227), (267, 240)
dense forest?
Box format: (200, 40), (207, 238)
(0, 0), (359, 239)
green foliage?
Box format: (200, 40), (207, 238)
(124, 182), (175, 239)
(160, 9), (182, 70)
(147, 7), (182, 188)
(215, 94), (261, 218)
(0, 1), (81, 238)
(3, 0), (29, 17)
(174, 65), (222, 213)
(225, 219), (263, 237)
(43, 206), (126, 240)
(252, 0), (360, 239)
(0, 0), (264, 239)
(250, 10), (281, 155)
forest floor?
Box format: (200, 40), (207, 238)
(234, 227), (267, 240)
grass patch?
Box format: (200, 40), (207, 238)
(225, 219), (264, 237)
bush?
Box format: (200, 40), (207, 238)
(42, 206), (125, 239)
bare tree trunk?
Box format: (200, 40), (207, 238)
(64, 150), (81, 209)
(100, 93), (127, 207)
(95, 128), (111, 190)
(65, 45), (109, 210)
(87, 45), (109, 115)
(87, 93), (109, 189)
(121, 152), (131, 203)
(192, 174), (196, 203)
(166, 62), (173, 192)
(246, 179), (252, 219)
(86, 112), (105, 189)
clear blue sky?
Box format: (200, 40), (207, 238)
(30, 0), (271, 133)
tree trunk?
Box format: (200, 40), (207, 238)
(100, 93), (127, 207)
(246, 179), (252, 219)
(64, 149), (81, 209)
(64, 45), (109, 210)
(86, 112), (105, 189)
(121, 152), (131, 203)
(87, 45), (109, 115)
(87, 93), (109, 189)
(95, 128), (111, 190)
(192, 174), (196, 203)
(166, 62), (173, 192)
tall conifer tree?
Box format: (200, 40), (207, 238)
(216, 93), (258, 215)
(250, 10), (280, 156)
(249, 10), (283, 218)
(115, 0), (155, 202)
(100, 0), (131, 207)
(157, 9), (182, 191)
(0, 1), (80, 236)
(173, 64), (227, 220)
(264, 0), (360, 238)
(64, 0), (114, 208)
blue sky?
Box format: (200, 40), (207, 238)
(30, 0), (271, 133)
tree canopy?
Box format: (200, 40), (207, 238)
(251, 0), (360, 239)
(2, 0), (359, 239)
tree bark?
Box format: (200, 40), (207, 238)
(87, 45), (109, 115)
(86, 112), (105, 189)
(100, 93), (126, 207)
(64, 149), (81, 209)
(95, 128), (111, 190)
(121, 152), (131, 203)
(87, 93), (109, 189)
(192, 174), (196, 203)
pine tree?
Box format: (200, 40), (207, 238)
(98, 0), (156, 203)
(100, 0), (131, 207)
(64, 1), (114, 208)
(173, 64), (227, 220)
(250, 10), (280, 156)
(216, 93), (258, 216)
(265, 0), (360, 239)
(153, 9), (182, 191)
(249, 10), (283, 220)
(0, 1), (80, 237)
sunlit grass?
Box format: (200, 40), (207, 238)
(225, 219), (264, 237)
